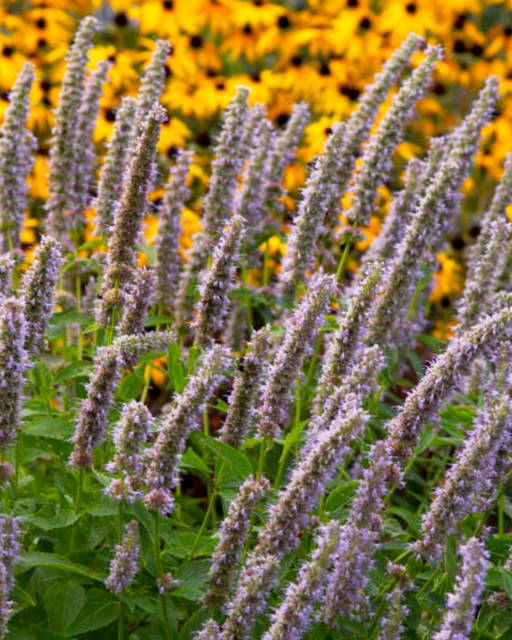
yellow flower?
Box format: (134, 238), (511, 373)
(259, 234), (286, 256)
(356, 215), (381, 252)
(430, 252), (463, 303)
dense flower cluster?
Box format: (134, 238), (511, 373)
(1, 10), (512, 640)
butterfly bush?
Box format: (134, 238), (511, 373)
(3, 20), (512, 640)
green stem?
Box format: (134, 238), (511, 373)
(498, 489), (505, 535)
(71, 469), (84, 550)
(117, 502), (125, 640)
(257, 438), (269, 480)
(154, 513), (172, 640)
(336, 236), (353, 283)
(189, 461), (225, 560)
(263, 240), (270, 287)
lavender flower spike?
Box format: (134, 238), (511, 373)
(457, 218), (512, 331)
(470, 153), (512, 285)
(46, 16), (98, 239)
(95, 97), (137, 232)
(134, 40), (171, 130)
(204, 475), (270, 609)
(321, 440), (400, 624)
(0, 515), (21, 639)
(220, 554), (280, 640)
(119, 267), (155, 336)
(105, 521), (140, 594)
(72, 60), (111, 217)
(0, 298), (27, 450)
(263, 521), (341, 640)
(313, 261), (382, 413)
(388, 303), (512, 463)
(219, 326), (272, 448)
(0, 256), (14, 300)
(221, 396), (368, 638)
(414, 387), (511, 562)
(70, 333), (172, 470)
(69, 345), (122, 469)
(201, 86), (251, 238)
(155, 149), (193, 308)
(377, 565), (411, 640)
(366, 77), (499, 347)
(97, 103), (167, 326)
(0, 62), (35, 252)
(175, 87), (251, 325)
(324, 32), (424, 228)
(144, 345), (229, 514)
(114, 330), (174, 368)
(236, 116), (274, 228)
(20, 235), (63, 355)
(257, 272), (336, 439)
(196, 619), (221, 640)
(347, 45), (442, 228)
(262, 102), (309, 216)
(433, 536), (489, 640)
(277, 121), (347, 296)
(193, 213), (246, 345)
(105, 401), (153, 502)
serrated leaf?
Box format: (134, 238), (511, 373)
(66, 588), (120, 635)
(17, 552), (104, 581)
(192, 432), (251, 480)
(325, 481), (358, 513)
(43, 580), (85, 632)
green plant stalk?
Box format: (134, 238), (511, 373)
(189, 461), (225, 559)
(71, 469), (84, 550)
(117, 500), (125, 640)
(336, 235), (353, 283)
(154, 512), (172, 640)
(274, 387), (302, 489)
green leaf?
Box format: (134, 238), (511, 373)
(47, 312), (91, 339)
(325, 481), (358, 513)
(12, 584), (36, 609)
(162, 530), (215, 560)
(417, 333), (446, 351)
(23, 418), (74, 440)
(66, 588), (120, 635)
(116, 372), (143, 401)
(53, 362), (92, 385)
(440, 404), (475, 428)
(22, 512), (79, 531)
(17, 552), (104, 581)
(387, 506), (421, 535)
(502, 569), (512, 598)
(192, 432), (251, 480)
(173, 560), (210, 600)
(181, 448), (209, 475)
(42, 580), (85, 632)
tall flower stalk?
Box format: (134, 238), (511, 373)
(0, 62), (36, 252)
(46, 16), (98, 239)
(97, 104), (166, 326)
